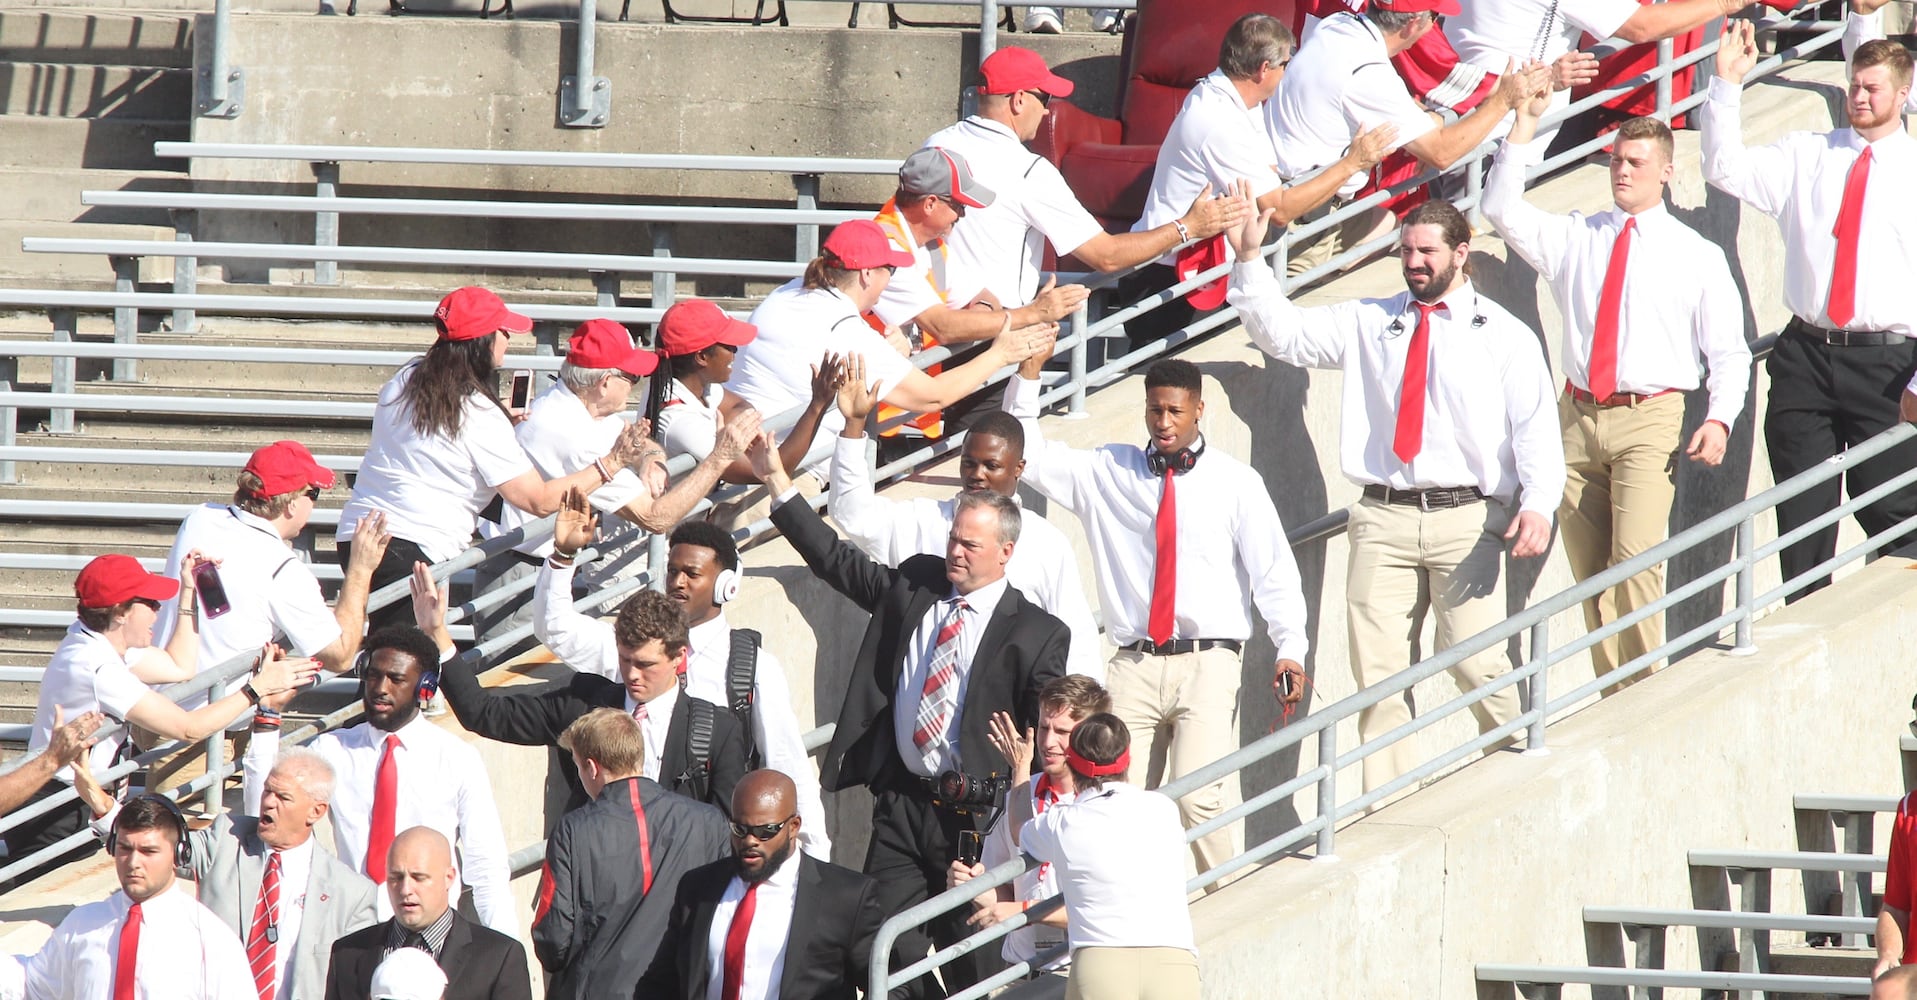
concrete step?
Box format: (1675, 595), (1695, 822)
(0, 63), (191, 119)
(0, 114), (188, 171)
(1771, 944), (1875, 999)
(0, 10), (194, 69)
(0, 165), (192, 225)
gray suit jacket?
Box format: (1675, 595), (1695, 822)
(188, 813), (380, 1000)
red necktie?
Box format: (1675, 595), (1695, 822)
(1587, 216), (1636, 401)
(720, 882), (760, 1000)
(1392, 302), (1444, 464)
(246, 852), (282, 1000)
(911, 600), (969, 764)
(1827, 145), (1872, 329)
(1148, 467), (1177, 646)
(113, 902), (142, 1000)
(366, 734), (401, 883)
(633, 701), (649, 725)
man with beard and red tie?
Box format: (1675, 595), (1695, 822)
(1707, 22), (1917, 602)
(1226, 188), (1562, 798)
(644, 770), (883, 1000)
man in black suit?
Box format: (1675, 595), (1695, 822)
(751, 434), (1069, 999)
(323, 826), (533, 1000)
(531, 708), (731, 1000)
(645, 769), (884, 1000)
(421, 552), (748, 826)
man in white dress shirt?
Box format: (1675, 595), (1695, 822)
(829, 355), (1104, 681)
(1484, 104), (1751, 692)
(662, 518), (830, 860)
(244, 626), (516, 936)
(1708, 23), (1917, 601)
(1004, 354), (1309, 883)
(6, 796), (254, 1000)
(1228, 192), (1563, 794)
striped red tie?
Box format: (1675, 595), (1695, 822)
(246, 851), (282, 1000)
(112, 902), (142, 1000)
(911, 599), (969, 767)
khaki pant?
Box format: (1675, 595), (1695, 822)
(1286, 204), (1387, 278)
(1557, 391), (1685, 693)
(1067, 947), (1200, 1000)
(1106, 646), (1241, 886)
(1347, 496), (1521, 795)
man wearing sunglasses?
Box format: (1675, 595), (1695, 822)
(531, 708), (731, 1000)
(644, 770), (884, 1000)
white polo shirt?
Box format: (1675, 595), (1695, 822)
(1135, 70), (1285, 242)
(656, 378), (727, 463)
(729, 280), (914, 460)
(1265, 12), (1436, 197)
(30, 623), (153, 781)
(1020, 782), (1195, 954)
(870, 210), (949, 331)
(487, 379), (647, 559)
(1448, 0), (1637, 84)
(923, 117), (1106, 306)
(154, 504), (342, 673)
(337, 362), (534, 562)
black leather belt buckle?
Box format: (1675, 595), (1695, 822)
(1791, 317), (1898, 348)
(1123, 638), (1244, 657)
(1363, 484), (1485, 511)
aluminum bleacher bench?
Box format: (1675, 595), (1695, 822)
(1474, 964), (1870, 998)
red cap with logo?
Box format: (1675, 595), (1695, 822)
(658, 299), (759, 357)
(244, 440), (337, 497)
(823, 220), (915, 270)
(1370, 0), (1462, 17)
(567, 319), (660, 377)
(978, 46), (1076, 97)
(75, 554), (179, 608)
(434, 286), (533, 342)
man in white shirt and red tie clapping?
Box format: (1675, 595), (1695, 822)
(1227, 188), (1564, 797)
(1707, 22), (1917, 601)
(1003, 351), (1309, 888)
(1483, 102), (1752, 694)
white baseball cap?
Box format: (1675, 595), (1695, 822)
(370, 947), (447, 1000)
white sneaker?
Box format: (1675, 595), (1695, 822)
(1024, 7), (1063, 32)
(1091, 7), (1123, 32)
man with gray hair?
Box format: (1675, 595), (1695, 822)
(74, 742), (378, 1000)
(474, 318), (762, 644)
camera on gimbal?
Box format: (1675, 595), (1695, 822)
(933, 769), (1011, 815)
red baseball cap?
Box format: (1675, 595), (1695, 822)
(434, 286), (533, 342)
(823, 220), (915, 271)
(244, 440), (337, 497)
(567, 319), (660, 378)
(658, 299), (759, 357)
(1371, 0), (1462, 17)
(979, 46), (1076, 97)
(75, 554), (179, 608)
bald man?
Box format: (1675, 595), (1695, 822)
(646, 770), (885, 1000)
(323, 827), (532, 1000)
(1877, 966), (1917, 1000)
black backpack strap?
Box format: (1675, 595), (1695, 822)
(686, 697), (716, 805)
(727, 629), (762, 770)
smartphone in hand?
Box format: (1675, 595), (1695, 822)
(193, 561), (232, 620)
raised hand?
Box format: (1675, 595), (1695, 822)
(711, 407), (765, 465)
(1180, 182), (1252, 242)
(986, 710), (1034, 782)
(1715, 19), (1758, 84)
(1551, 50), (1600, 92)
(1026, 276), (1092, 324)
(808, 352), (846, 407)
(346, 510), (392, 574)
(607, 420), (663, 471)
(836, 353), (882, 424)
(1349, 122), (1401, 173)
(1228, 177), (1281, 263)
(46, 705), (104, 770)
(252, 644), (322, 698)
(553, 486), (598, 558)
(408, 560), (450, 636)
(993, 317), (1059, 369)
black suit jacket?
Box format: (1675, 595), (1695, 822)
(439, 653), (748, 822)
(771, 497), (1068, 792)
(643, 854), (886, 1000)
(322, 912), (533, 1000)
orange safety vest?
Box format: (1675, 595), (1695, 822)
(867, 199), (945, 440)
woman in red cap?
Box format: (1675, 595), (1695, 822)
(652, 297), (842, 482)
(336, 286), (655, 630)
(6, 554), (318, 879)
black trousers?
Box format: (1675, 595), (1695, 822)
(1764, 320), (1917, 602)
(865, 771), (1004, 1000)
(1114, 264), (1200, 356)
(1, 778), (98, 891)
(336, 535), (434, 635)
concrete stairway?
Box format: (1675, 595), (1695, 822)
(0, 9), (200, 287)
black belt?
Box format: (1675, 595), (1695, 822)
(1362, 484), (1486, 510)
(1121, 638), (1243, 657)
(1788, 317), (1901, 347)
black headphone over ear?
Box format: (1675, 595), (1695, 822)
(105, 793), (194, 870)
(1146, 435), (1205, 477)
(355, 648), (440, 702)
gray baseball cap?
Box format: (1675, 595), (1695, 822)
(899, 147), (997, 209)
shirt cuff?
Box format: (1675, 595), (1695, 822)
(1498, 134), (1546, 165)
(1007, 374), (1042, 416)
(1272, 636), (1309, 665)
(775, 486), (802, 506)
(1232, 259), (1279, 289)
(1706, 76), (1743, 107)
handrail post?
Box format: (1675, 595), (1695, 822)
(647, 530), (668, 593)
(170, 209), (198, 334)
(1067, 302), (1088, 417)
(203, 712), (227, 816)
(48, 308), (76, 434)
(559, 0), (611, 129)
(312, 162), (340, 287)
(1314, 725), (1338, 860)
(651, 225), (678, 311)
(197, 0), (244, 119)
(1524, 619), (1549, 755)
(110, 256), (139, 383)
(792, 174), (821, 264)
(1732, 516), (1757, 655)
(979, 0), (1000, 63)
(1655, 36), (1676, 122)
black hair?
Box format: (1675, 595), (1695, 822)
(1144, 359), (1203, 398)
(668, 519), (740, 573)
(115, 795), (186, 851)
(1066, 712), (1131, 790)
(362, 625), (441, 676)
(966, 410), (1026, 455)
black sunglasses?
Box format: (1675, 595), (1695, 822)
(939, 195), (968, 218)
(729, 814), (796, 841)
(1023, 89), (1053, 109)
(305, 487), (323, 502)
(132, 597), (163, 612)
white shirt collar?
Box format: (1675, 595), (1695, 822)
(961, 115), (1022, 143)
(950, 575), (1011, 619)
(731, 849), (803, 893)
(688, 611), (730, 654)
(626, 677), (682, 718)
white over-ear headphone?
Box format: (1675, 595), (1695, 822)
(713, 567), (740, 605)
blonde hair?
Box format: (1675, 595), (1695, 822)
(558, 708), (646, 774)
